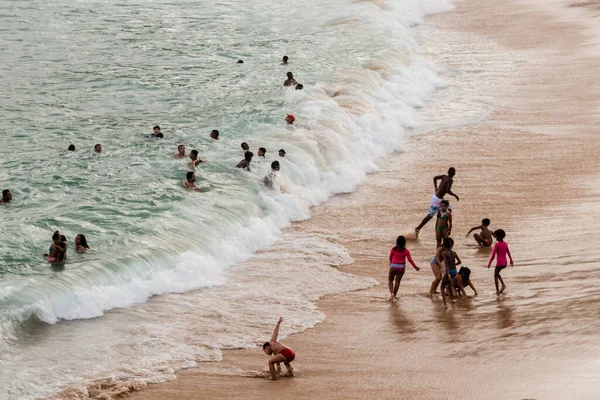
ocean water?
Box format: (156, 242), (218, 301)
(0, 0), (456, 398)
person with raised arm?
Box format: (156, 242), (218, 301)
(262, 317), (295, 380)
(415, 167), (459, 237)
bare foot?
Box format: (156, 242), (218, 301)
(287, 367), (295, 377)
(414, 228), (420, 238)
(500, 285), (507, 294)
(391, 296), (397, 303)
(270, 375), (278, 381)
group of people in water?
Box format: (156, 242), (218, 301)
(387, 167), (515, 307)
(42, 231), (90, 264)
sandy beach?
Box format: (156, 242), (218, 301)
(117, 0), (600, 399)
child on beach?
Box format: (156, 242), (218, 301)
(440, 237), (461, 306)
(487, 229), (513, 294)
(454, 266), (478, 297)
(466, 218), (495, 247)
(429, 246), (444, 296)
(388, 236), (420, 302)
(263, 317), (295, 380)
(435, 200), (452, 248)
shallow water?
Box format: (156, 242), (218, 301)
(0, 0), (462, 398)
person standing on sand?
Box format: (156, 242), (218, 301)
(388, 235), (420, 302)
(263, 317), (295, 380)
(440, 237), (459, 307)
(435, 200), (452, 248)
(466, 218), (495, 247)
(415, 167), (459, 237)
(487, 229), (513, 295)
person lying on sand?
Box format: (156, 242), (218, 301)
(263, 317), (295, 380)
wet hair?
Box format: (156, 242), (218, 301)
(94, 144), (101, 150)
(394, 235), (406, 251)
(2, 189), (10, 200)
(178, 144), (185, 151)
(244, 151), (254, 161)
(241, 142), (249, 151)
(279, 149), (286, 156)
(283, 56), (288, 62)
(443, 237), (454, 249)
(287, 72), (293, 79)
(60, 235), (67, 243)
(259, 147), (266, 155)
(448, 167), (456, 176)
(153, 125), (160, 131)
(441, 200), (450, 206)
(459, 266), (471, 283)
(482, 218), (490, 226)
(68, 144), (75, 151)
(271, 161), (280, 170)
(77, 234), (89, 249)
(263, 342), (271, 350)
(494, 229), (506, 240)
(237, 59), (244, 64)
(191, 150), (198, 158)
(211, 129), (219, 138)
(295, 84), (303, 90)
(52, 231), (60, 241)
(186, 171), (194, 182)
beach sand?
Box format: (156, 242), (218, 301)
(122, 0), (600, 399)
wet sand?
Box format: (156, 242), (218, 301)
(126, 0), (600, 399)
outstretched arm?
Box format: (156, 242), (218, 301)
(468, 280), (478, 296)
(466, 225), (482, 236)
(271, 317), (283, 343)
(447, 190), (459, 201)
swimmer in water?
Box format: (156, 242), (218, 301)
(283, 72), (297, 87)
(282, 55), (289, 65)
(0, 189), (12, 204)
(387, 235), (420, 302)
(466, 218), (495, 247)
(236, 151), (253, 171)
(68, 144), (75, 151)
(263, 317), (295, 380)
(183, 171), (203, 192)
(173, 144), (187, 159)
(435, 200), (452, 249)
(258, 147), (266, 158)
(278, 149), (286, 158)
(189, 150), (205, 168)
(210, 129), (219, 140)
(46, 232), (66, 264)
(151, 125), (163, 138)
(241, 142), (250, 151)
(94, 144), (102, 153)
(487, 229), (513, 295)
(295, 84), (303, 90)
(415, 168), (459, 237)
(285, 114), (295, 125)
(74, 234), (90, 252)
(264, 161), (281, 190)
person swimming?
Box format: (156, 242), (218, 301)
(283, 72), (297, 87)
(285, 114), (295, 125)
(173, 144), (187, 159)
(295, 84), (303, 90)
(264, 161), (281, 190)
(258, 147), (266, 158)
(241, 142), (250, 151)
(151, 125), (164, 138)
(74, 234), (90, 252)
(183, 171), (204, 192)
(68, 144), (75, 151)
(278, 149), (286, 157)
(45, 232), (66, 264)
(0, 189), (12, 204)
(282, 55), (289, 65)
(236, 151), (253, 171)
(210, 130), (220, 140)
(94, 143), (102, 153)
(189, 150), (205, 168)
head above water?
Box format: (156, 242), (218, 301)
(153, 125), (161, 133)
(210, 129), (219, 139)
(178, 144), (185, 154)
(482, 218), (490, 226)
(494, 229), (506, 240)
(271, 160), (280, 171)
(68, 144), (75, 151)
(287, 71), (294, 79)
(295, 84), (303, 90)
(448, 167), (456, 177)
(285, 114), (295, 124)
(395, 235), (406, 250)
(94, 143), (102, 152)
(278, 149), (286, 157)
(52, 231), (60, 241)
(2, 189), (12, 202)
(190, 150), (199, 159)
(241, 142), (249, 151)
(258, 147), (266, 157)
(60, 235), (67, 243)
(186, 171), (196, 182)
(237, 59), (244, 64)
(75, 234), (89, 249)
(282, 55), (288, 64)
(244, 151), (253, 161)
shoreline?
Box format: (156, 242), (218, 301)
(94, 0), (600, 398)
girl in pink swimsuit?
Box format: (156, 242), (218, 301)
(487, 229), (514, 294)
(388, 236), (420, 302)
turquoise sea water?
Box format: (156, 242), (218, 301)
(0, 0), (455, 398)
